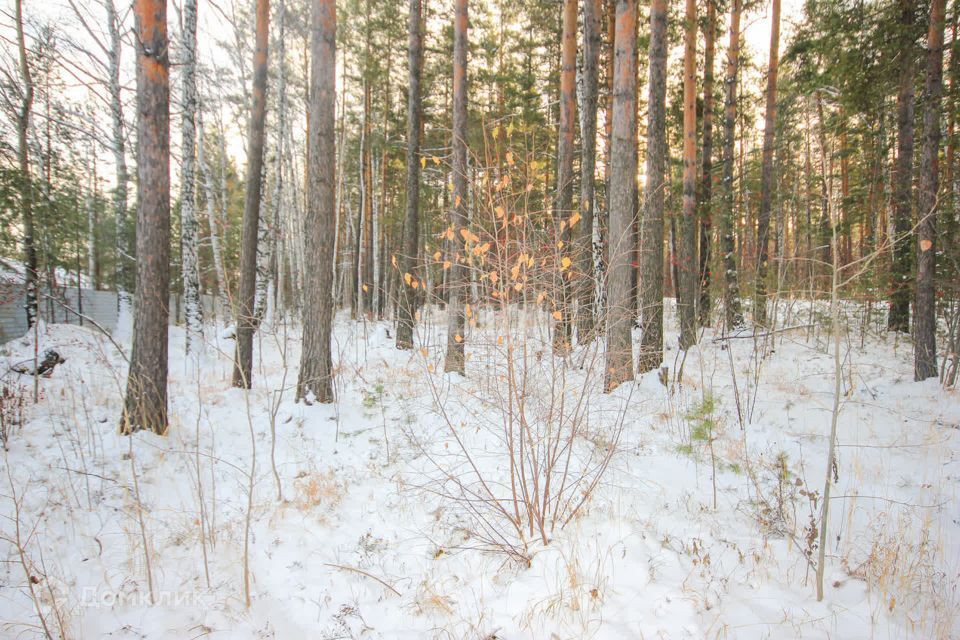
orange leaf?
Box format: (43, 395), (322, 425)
(552, 310), (562, 320)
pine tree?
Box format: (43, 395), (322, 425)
(605, 0), (637, 391)
(122, 0), (171, 435)
(638, 0), (667, 373)
(298, 0), (337, 403)
(914, 0), (946, 380)
(233, 0), (270, 388)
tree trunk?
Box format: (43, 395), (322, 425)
(754, 0), (780, 327)
(397, 0), (423, 350)
(604, 0), (637, 391)
(297, 0), (337, 403)
(122, 0), (171, 435)
(14, 0), (37, 330)
(553, 0), (577, 354)
(889, 0), (916, 333)
(720, 0), (744, 330)
(678, 0), (698, 350)
(576, 0), (601, 343)
(638, 0), (666, 373)
(197, 114), (229, 318)
(915, 0), (946, 380)
(698, 0), (716, 327)
(268, 0), (288, 323)
(444, 0), (469, 375)
(180, 0), (203, 351)
(233, 0), (270, 388)
(105, 0), (130, 301)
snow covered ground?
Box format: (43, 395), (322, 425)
(0, 301), (957, 639)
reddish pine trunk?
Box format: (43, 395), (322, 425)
(297, 0), (337, 403)
(604, 0), (637, 391)
(122, 0), (171, 434)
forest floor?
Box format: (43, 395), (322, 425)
(0, 301), (957, 639)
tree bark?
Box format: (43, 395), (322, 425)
(720, 0), (744, 330)
(122, 0), (171, 435)
(576, 0), (601, 343)
(297, 0), (337, 403)
(443, 0), (469, 375)
(678, 0), (699, 349)
(754, 0), (780, 327)
(698, 0), (716, 327)
(604, 0), (637, 391)
(638, 0), (667, 372)
(104, 0), (130, 301)
(233, 0), (270, 388)
(14, 0), (37, 331)
(915, 0), (946, 380)
(397, 0), (423, 350)
(180, 0), (203, 351)
(553, 0), (577, 354)
(889, 0), (916, 333)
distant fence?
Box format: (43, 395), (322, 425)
(0, 282), (219, 342)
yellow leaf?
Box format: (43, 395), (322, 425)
(495, 205), (505, 218)
(560, 221), (567, 232)
(420, 347), (429, 357)
(433, 156), (440, 165)
(404, 272), (413, 286)
(465, 304), (472, 318)
(497, 335), (504, 345)
(420, 156), (427, 169)
(514, 282), (523, 292)
(569, 212), (581, 228)
(560, 256), (572, 271)
(491, 126), (500, 140)
(427, 363), (435, 372)
(492, 290), (500, 298)
(433, 250), (442, 260)
(443, 260), (452, 270)
(552, 310), (562, 320)
(391, 254), (398, 268)
(455, 333), (463, 343)
(362, 284), (369, 293)
(445, 227), (455, 241)
(527, 256), (534, 268)
(489, 271), (498, 284)
(506, 151), (514, 166)
(557, 241), (565, 250)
